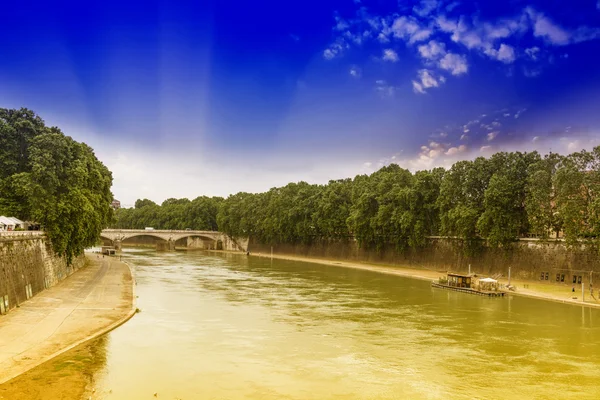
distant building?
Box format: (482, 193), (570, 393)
(111, 199), (121, 210)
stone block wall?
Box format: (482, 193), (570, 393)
(249, 237), (600, 286)
(0, 233), (84, 315)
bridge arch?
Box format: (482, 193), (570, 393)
(173, 234), (220, 250)
(100, 229), (246, 252)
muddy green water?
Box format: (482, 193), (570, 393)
(87, 249), (600, 399)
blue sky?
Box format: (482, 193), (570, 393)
(1, 0), (600, 205)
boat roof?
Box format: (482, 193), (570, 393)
(479, 277), (498, 283)
(447, 272), (472, 278)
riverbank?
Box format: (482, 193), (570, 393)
(0, 254), (135, 391)
(249, 251), (600, 309)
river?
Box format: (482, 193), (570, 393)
(75, 249), (600, 398)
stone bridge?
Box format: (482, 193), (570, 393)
(100, 229), (248, 252)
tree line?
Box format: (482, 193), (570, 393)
(0, 108), (114, 264)
(112, 197), (222, 231)
(114, 147), (600, 251)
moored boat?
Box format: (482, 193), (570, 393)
(432, 272), (505, 297)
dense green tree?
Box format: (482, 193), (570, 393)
(525, 153), (564, 238)
(477, 152), (539, 246)
(0, 108), (113, 264)
(117, 147), (600, 253)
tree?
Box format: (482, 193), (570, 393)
(0, 108), (114, 264)
(477, 152), (539, 246)
(525, 153), (563, 238)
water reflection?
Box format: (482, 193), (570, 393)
(82, 249), (600, 399)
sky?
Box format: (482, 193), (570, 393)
(1, 0), (600, 206)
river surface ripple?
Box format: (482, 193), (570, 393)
(88, 249), (600, 399)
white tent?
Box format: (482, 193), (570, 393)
(479, 277), (499, 292)
(6, 217), (24, 229)
(0, 216), (16, 231)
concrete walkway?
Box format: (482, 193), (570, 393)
(0, 255), (134, 384)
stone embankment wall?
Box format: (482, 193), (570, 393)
(0, 232), (85, 315)
(249, 237), (600, 285)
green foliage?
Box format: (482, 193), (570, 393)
(477, 152), (539, 247)
(0, 108), (113, 264)
(114, 196), (222, 231)
(213, 147), (600, 254)
(116, 144), (600, 253)
(525, 153), (563, 239)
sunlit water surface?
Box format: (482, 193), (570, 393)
(86, 249), (600, 399)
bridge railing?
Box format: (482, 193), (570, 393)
(102, 229), (219, 234)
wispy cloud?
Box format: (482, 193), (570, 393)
(525, 46), (540, 60)
(412, 69), (444, 94)
(323, 38), (348, 60)
(526, 7), (600, 45)
(391, 16), (432, 44)
(413, 0), (439, 17)
(382, 48), (399, 62)
(323, 3), (600, 92)
(349, 66), (362, 78)
(526, 8), (570, 45)
(375, 80), (397, 97)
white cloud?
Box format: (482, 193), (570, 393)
(377, 33), (390, 43)
(439, 53), (468, 75)
(514, 108), (527, 118)
(496, 43), (516, 63)
(334, 15), (350, 32)
(460, 134), (468, 140)
(322, 39), (348, 60)
(413, 0), (439, 17)
(344, 30), (367, 45)
(412, 69), (443, 94)
(487, 131), (498, 141)
(480, 145), (492, 152)
(526, 8), (570, 45)
(429, 149), (443, 158)
(418, 40), (446, 60)
(567, 140), (581, 151)
(382, 48), (399, 62)
(349, 66), (362, 78)
(375, 80), (397, 97)
(392, 16), (433, 44)
(323, 49), (336, 60)
(532, 136), (540, 142)
(526, 7), (600, 45)
(445, 144), (467, 156)
(525, 46), (540, 60)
